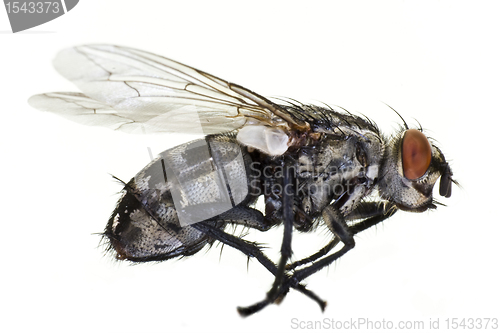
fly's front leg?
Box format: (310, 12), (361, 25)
(285, 239), (340, 271)
(346, 201), (397, 224)
(290, 201), (400, 282)
(294, 204), (357, 280)
(268, 202), (399, 311)
(286, 201), (398, 270)
(348, 202), (398, 235)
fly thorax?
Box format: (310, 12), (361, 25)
(297, 132), (383, 216)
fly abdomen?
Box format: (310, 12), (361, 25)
(104, 134), (257, 262)
(105, 185), (213, 262)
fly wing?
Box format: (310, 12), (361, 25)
(28, 92), (143, 132)
(28, 44), (306, 135)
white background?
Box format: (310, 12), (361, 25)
(1, 1), (499, 332)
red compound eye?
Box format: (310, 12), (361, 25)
(402, 129), (432, 180)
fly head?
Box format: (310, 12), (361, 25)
(378, 128), (455, 212)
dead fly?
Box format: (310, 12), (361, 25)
(28, 45), (456, 316)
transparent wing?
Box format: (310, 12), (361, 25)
(28, 44), (305, 135)
(29, 92), (142, 132)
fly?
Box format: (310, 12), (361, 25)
(28, 44), (457, 316)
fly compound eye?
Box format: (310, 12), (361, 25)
(402, 129), (432, 180)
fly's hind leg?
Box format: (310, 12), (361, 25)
(216, 205), (274, 232)
(192, 220), (326, 315)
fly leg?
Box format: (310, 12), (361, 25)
(216, 206), (274, 232)
(279, 203), (398, 301)
(290, 203), (357, 280)
(237, 199), (396, 316)
(346, 201), (398, 223)
(285, 238), (340, 271)
(286, 201), (397, 270)
(286, 202), (398, 284)
(236, 165), (298, 316)
(266, 164), (295, 300)
(192, 222), (326, 314)
(348, 202), (398, 235)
